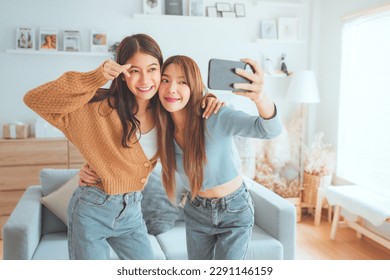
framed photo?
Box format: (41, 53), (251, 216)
(63, 30), (81, 52)
(216, 3), (231, 12)
(165, 0), (183, 15)
(91, 30), (107, 52)
(234, 4), (245, 17)
(278, 17), (299, 40)
(143, 0), (162, 15)
(207, 6), (217, 17)
(189, 0), (205, 17)
(16, 27), (35, 50)
(222, 11), (236, 18)
(260, 20), (277, 39)
(39, 28), (58, 51)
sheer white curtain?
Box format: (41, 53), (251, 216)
(337, 8), (390, 196)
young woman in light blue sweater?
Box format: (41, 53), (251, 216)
(156, 55), (282, 259)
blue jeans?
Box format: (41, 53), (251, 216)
(184, 182), (254, 260)
(67, 186), (153, 260)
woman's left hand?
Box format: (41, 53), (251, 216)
(233, 58), (265, 104)
(201, 94), (225, 119)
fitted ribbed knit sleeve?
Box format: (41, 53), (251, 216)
(24, 64), (108, 130)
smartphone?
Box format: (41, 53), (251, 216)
(207, 59), (252, 92)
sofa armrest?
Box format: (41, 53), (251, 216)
(3, 185), (43, 260)
(246, 178), (296, 260)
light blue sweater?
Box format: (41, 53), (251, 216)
(174, 105), (282, 191)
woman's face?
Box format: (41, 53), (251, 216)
(123, 52), (161, 102)
(158, 63), (191, 113)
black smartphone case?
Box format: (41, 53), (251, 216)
(207, 59), (251, 91)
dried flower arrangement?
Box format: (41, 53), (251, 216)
(254, 123), (301, 198)
(304, 132), (336, 176)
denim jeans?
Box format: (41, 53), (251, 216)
(184, 182), (254, 260)
(67, 186), (153, 260)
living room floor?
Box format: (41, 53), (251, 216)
(1, 214), (389, 260)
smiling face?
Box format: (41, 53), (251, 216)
(158, 63), (191, 113)
(123, 51), (161, 102)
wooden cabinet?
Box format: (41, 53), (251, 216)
(0, 137), (84, 239)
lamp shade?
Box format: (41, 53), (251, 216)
(287, 70), (320, 103)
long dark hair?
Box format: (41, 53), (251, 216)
(90, 34), (163, 147)
(156, 55), (207, 200)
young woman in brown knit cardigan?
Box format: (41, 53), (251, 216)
(24, 34), (221, 260)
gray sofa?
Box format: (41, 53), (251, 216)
(3, 168), (296, 260)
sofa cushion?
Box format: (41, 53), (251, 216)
(156, 222), (283, 260)
(40, 174), (79, 225)
(31, 232), (166, 260)
(245, 225), (283, 260)
(155, 221), (188, 260)
(40, 169), (79, 234)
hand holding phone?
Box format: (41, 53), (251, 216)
(207, 59), (252, 92)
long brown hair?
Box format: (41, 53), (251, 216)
(156, 55), (207, 200)
(90, 34), (163, 147)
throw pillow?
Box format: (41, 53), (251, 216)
(40, 174), (79, 225)
(141, 170), (184, 235)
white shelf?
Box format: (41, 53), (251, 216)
(6, 49), (111, 57)
(133, 13), (245, 22)
(255, 0), (307, 8)
(257, 39), (307, 44)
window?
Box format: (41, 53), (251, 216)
(337, 8), (390, 196)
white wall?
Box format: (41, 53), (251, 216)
(314, 0), (390, 146)
(0, 0), (311, 137)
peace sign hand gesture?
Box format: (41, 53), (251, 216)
(102, 59), (131, 81)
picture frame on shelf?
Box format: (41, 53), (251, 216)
(260, 20), (277, 40)
(206, 6), (217, 17)
(189, 0), (205, 17)
(90, 30), (107, 52)
(216, 3), (231, 12)
(278, 17), (299, 41)
(165, 0), (183, 16)
(63, 30), (81, 52)
(143, 0), (162, 15)
(39, 28), (58, 51)
(234, 4), (245, 17)
(16, 27), (35, 50)
(222, 11), (236, 18)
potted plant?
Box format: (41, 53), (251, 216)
(302, 132), (336, 206)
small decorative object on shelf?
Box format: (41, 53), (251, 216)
(280, 53), (290, 76)
(264, 58), (274, 75)
(189, 0), (205, 16)
(165, 0), (183, 15)
(143, 0), (162, 15)
(35, 117), (64, 138)
(63, 30), (81, 52)
(234, 4), (245, 17)
(90, 30), (108, 52)
(3, 122), (30, 139)
(260, 20), (277, 39)
(216, 3), (231, 12)
(109, 42), (120, 60)
(278, 17), (299, 41)
(39, 28), (58, 51)
(206, 6), (217, 17)
(16, 27), (35, 50)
